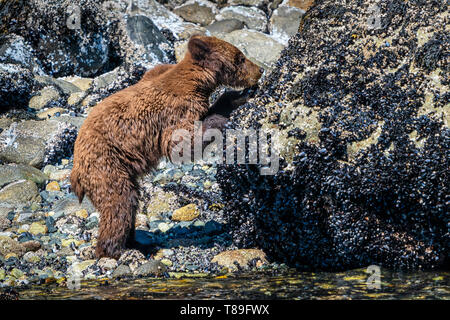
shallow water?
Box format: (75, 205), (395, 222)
(13, 268), (450, 300)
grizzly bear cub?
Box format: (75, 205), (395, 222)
(71, 35), (263, 259)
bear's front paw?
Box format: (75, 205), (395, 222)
(202, 114), (228, 133)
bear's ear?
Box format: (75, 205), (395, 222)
(188, 37), (211, 61)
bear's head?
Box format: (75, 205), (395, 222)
(187, 35), (263, 89)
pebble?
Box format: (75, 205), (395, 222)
(134, 260), (167, 277)
(28, 222), (48, 235)
(85, 216), (99, 229)
(135, 214), (148, 227)
(211, 249), (268, 271)
(0, 216), (11, 230)
(98, 257), (118, 272)
(112, 264), (132, 278)
(0, 236), (26, 257)
(70, 260), (96, 274)
(17, 212), (34, 223)
(61, 238), (83, 248)
(75, 209), (88, 219)
(172, 204), (200, 221)
(158, 222), (172, 233)
(23, 251), (41, 263)
(10, 268), (24, 279)
(22, 240), (41, 252)
(46, 181), (61, 192)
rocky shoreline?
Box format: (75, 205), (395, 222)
(0, 0), (311, 288)
(0, 0), (448, 291)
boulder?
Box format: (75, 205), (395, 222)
(0, 119), (77, 168)
(269, 5), (305, 45)
(229, 0), (267, 6)
(173, 0), (217, 26)
(0, 63), (35, 111)
(215, 6), (268, 32)
(0, 180), (41, 205)
(217, 0), (448, 271)
(0, 163), (48, 188)
(211, 249), (268, 271)
(206, 19), (245, 36)
(219, 30), (285, 69)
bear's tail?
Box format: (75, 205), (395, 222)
(70, 167), (85, 204)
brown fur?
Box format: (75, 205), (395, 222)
(70, 36), (262, 259)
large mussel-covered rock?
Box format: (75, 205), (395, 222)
(217, 0), (449, 270)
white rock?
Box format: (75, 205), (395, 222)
(215, 6), (268, 32)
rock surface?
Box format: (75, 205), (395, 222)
(0, 164), (48, 188)
(217, 0), (449, 271)
(173, 0), (218, 26)
(215, 6), (268, 32)
(212, 249), (268, 271)
(0, 120), (77, 168)
(220, 30), (285, 68)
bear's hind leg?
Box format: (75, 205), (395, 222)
(93, 174), (139, 259)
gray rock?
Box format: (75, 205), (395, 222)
(112, 264), (132, 278)
(28, 86), (61, 110)
(0, 205), (14, 218)
(175, 22), (207, 41)
(0, 63), (36, 110)
(173, 0), (217, 26)
(206, 19), (245, 36)
(56, 115), (85, 131)
(0, 118), (14, 132)
(97, 257), (118, 272)
(125, 15), (173, 64)
(133, 260), (167, 277)
(0, 119), (77, 168)
(211, 249), (268, 271)
(229, 0), (267, 5)
(92, 68), (120, 90)
(34, 75), (81, 95)
(52, 196), (96, 218)
(219, 30), (285, 69)
(0, 163), (48, 188)
(0, 216), (11, 230)
(85, 215), (99, 230)
(126, 0), (184, 35)
(0, 180), (41, 206)
(215, 6), (268, 32)
(16, 212), (35, 223)
(269, 5), (305, 45)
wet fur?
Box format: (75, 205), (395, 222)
(70, 36), (262, 259)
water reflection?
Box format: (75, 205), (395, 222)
(12, 268), (450, 300)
